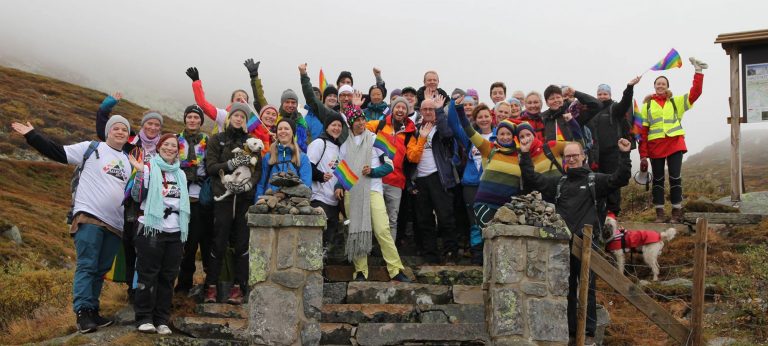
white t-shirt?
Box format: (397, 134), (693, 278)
(137, 165), (182, 233)
(416, 126), (438, 178)
(307, 138), (340, 206)
(339, 131), (386, 194)
(65, 141), (132, 231)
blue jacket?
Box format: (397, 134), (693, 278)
(255, 143), (312, 197)
(304, 104), (324, 143)
(447, 101), (489, 187)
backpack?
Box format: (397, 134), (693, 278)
(67, 141), (100, 224)
(555, 172), (607, 242)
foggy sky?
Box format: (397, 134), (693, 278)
(2, 0), (768, 156)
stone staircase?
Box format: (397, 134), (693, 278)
(320, 264), (488, 345)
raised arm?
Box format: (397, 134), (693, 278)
(245, 59), (269, 112)
(450, 99), (492, 158)
(519, 137), (559, 200)
(95, 93), (120, 141)
(186, 67), (222, 122)
(595, 139), (632, 196)
(433, 95), (453, 138)
(14, 123), (68, 164)
(574, 90), (601, 125)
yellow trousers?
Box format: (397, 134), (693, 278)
(345, 191), (405, 279)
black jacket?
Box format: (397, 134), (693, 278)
(413, 107), (459, 190)
(540, 91), (601, 142)
(520, 151), (631, 237)
(205, 127), (262, 201)
(587, 85), (634, 155)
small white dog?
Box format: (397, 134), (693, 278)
(604, 218), (677, 281)
(214, 138), (264, 202)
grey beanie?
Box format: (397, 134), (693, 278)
(451, 88), (466, 99)
(105, 115), (131, 139)
(281, 89), (299, 104)
(227, 102), (252, 133)
(390, 96), (412, 115)
(597, 84), (611, 96)
(141, 110), (164, 126)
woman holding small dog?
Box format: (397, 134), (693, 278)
(129, 133), (190, 334)
(203, 102), (263, 304)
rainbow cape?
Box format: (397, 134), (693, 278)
(103, 243), (126, 282)
(319, 69), (328, 94)
(334, 160), (359, 190)
(650, 48), (682, 71)
(373, 132), (396, 159)
(631, 99), (643, 141)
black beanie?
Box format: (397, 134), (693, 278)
(337, 71), (353, 86)
(323, 86), (338, 102)
(324, 112), (345, 131)
(184, 104), (205, 125)
(277, 118), (296, 137)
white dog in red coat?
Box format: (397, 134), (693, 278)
(604, 218), (677, 281)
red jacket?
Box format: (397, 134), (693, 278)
(606, 229), (662, 251)
(639, 73), (703, 159)
(365, 114), (418, 189)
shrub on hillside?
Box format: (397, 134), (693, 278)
(0, 261), (72, 328)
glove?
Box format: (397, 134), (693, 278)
(225, 181), (252, 195)
(186, 67), (200, 82)
(689, 57), (708, 73)
(244, 59), (260, 78)
(227, 155), (251, 170)
(640, 158), (649, 172)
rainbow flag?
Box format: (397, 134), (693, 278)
(649, 48), (682, 71)
(247, 111), (264, 133)
(631, 99), (643, 141)
(334, 160), (359, 190)
(555, 122), (565, 141)
(319, 69), (328, 94)
(373, 132), (396, 159)
(103, 245), (126, 282)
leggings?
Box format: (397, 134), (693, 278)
(650, 151), (683, 207)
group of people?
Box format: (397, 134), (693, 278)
(10, 56), (707, 342)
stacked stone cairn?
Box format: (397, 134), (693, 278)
(252, 171), (324, 216)
(492, 191), (569, 234)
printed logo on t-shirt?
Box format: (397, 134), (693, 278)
(103, 160), (128, 181)
(164, 183), (181, 199)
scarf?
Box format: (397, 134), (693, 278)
(179, 131), (207, 168)
(344, 131), (373, 262)
(139, 129), (160, 156)
(366, 102), (388, 121)
(143, 154), (190, 242)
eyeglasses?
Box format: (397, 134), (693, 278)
(564, 154), (581, 161)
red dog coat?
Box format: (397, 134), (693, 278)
(606, 229), (662, 252)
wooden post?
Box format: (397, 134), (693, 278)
(576, 225), (593, 346)
(728, 46), (742, 203)
(691, 218), (709, 345)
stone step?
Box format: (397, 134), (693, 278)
(321, 304), (484, 325)
(451, 285), (484, 305)
(354, 323), (488, 346)
(153, 337), (249, 346)
(194, 303), (247, 319)
(172, 316), (246, 340)
(414, 266), (483, 286)
(346, 282), (453, 305)
(324, 282), (348, 304)
(321, 323), (354, 345)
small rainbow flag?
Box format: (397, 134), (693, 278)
(649, 48), (682, 71)
(631, 99), (643, 141)
(373, 132), (396, 159)
(247, 111), (264, 133)
(334, 160), (359, 191)
(555, 122), (565, 141)
(319, 69), (328, 94)
(103, 245), (126, 282)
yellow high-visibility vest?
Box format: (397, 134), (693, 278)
(640, 94), (692, 141)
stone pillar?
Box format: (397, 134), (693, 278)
(483, 223), (571, 345)
(246, 209), (326, 346)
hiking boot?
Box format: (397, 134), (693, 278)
(76, 309), (98, 334)
(654, 208), (667, 223)
(354, 272), (366, 282)
(670, 207), (683, 223)
(92, 310), (114, 328)
(584, 336), (597, 346)
(442, 251), (457, 265)
(203, 285), (217, 303)
(156, 324), (172, 335)
(391, 271), (412, 283)
(226, 285), (244, 305)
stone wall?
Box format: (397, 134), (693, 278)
(483, 223), (571, 345)
(246, 210), (326, 346)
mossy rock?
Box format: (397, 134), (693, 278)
(684, 200), (739, 213)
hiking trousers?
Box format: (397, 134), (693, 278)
(72, 223), (122, 313)
(347, 191), (405, 279)
(134, 230), (183, 326)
